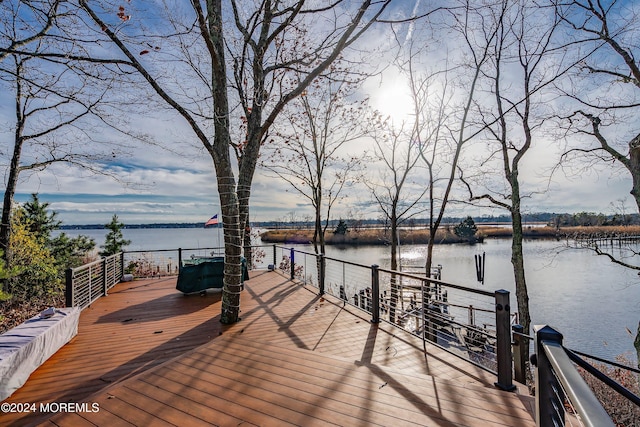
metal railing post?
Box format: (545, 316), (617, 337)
(102, 258), (108, 297)
(512, 324), (527, 384)
(65, 268), (73, 307)
(272, 244), (276, 268)
(290, 248), (295, 280)
(120, 252), (125, 279)
(318, 254), (325, 295)
(534, 325), (564, 427)
(371, 264), (380, 323)
(178, 248), (183, 273)
(494, 290), (515, 391)
(424, 279), (437, 343)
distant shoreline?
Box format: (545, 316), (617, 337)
(260, 225), (640, 245)
(60, 223), (207, 230)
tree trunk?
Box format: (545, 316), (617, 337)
(243, 212), (252, 270)
(425, 228), (436, 277)
(628, 143), (640, 213)
(208, 0), (242, 324)
(314, 203), (325, 255)
(1, 63), (25, 266)
(634, 321), (640, 370)
(389, 209), (399, 323)
(0, 138), (22, 261)
(216, 179), (243, 325)
(510, 184), (531, 338)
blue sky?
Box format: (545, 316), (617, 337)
(1, 1), (637, 226)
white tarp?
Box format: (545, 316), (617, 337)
(0, 307), (80, 401)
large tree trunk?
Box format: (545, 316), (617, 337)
(216, 179), (243, 324)
(208, 0), (242, 324)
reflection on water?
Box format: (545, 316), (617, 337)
(326, 239), (640, 363)
(59, 228), (639, 363)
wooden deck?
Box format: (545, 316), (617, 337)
(2, 270), (535, 426)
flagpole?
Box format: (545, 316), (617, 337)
(217, 218), (221, 252)
(204, 213), (221, 255)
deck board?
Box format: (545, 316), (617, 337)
(2, 270), (534, 426)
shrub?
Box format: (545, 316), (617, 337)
(334, 219), (348, 235)
(578, 354), (640, 426)
(454, 216), (478, 242)
(7, 211), (60, 299)
(0, 196), (96, 333)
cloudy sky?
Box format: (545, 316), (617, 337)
(1, 1), (636, 226)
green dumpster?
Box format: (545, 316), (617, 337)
(176, 256), (249, 294)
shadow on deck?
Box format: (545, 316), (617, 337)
(2, 270), (535, 426)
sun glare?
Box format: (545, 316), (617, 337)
(371, 75), (414, 124)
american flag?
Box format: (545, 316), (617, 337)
(205, 214), (219, 227)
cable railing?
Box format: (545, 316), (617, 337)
(511, 325), (640, 427)
(64, 253), (124, 309)
(273, 245), (516, 390)
(123, 247), (226, 278)
(65, 244), (640, 426)
(65, 245), (273, 309)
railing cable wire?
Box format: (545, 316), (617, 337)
(565, 348), (640, 408)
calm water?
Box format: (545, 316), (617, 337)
(60, 227), (640, 362)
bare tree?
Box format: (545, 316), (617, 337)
(73, 0), (409, 324)
(0, 3), (130, 262)
(557, 1), (640, 209)
(366, 117), (427, 322)
(460, 0), (597, 350)
(409, 1), (501, 275)
(262, 76), (366, 255)
(0, 0), (62, 63)
(405, 58), (453, 277)
(460, 0), (569, 341)
(555, 0), (640, 364)
(556, 0), (640, 213)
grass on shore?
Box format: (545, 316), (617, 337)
(261, 225), (640, 245)
(261, 227), (465, 245)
